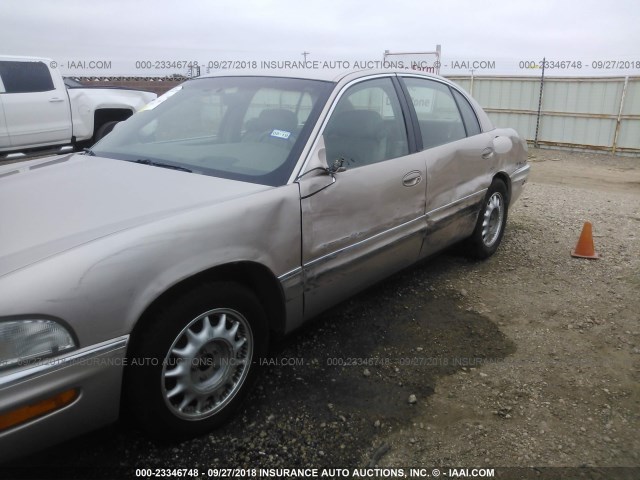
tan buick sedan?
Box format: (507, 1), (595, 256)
(0, 69), (529, 459)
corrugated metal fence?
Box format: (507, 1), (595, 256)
(80, 75), (640, 156)
(447, 75), (640, 156)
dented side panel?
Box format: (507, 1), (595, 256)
(298, 152), (427, 322)
(0, 183), (302, 347)
(419, 134), (494, 258)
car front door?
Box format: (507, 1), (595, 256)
(298, 76), (427, 320)
(0, 60), (72, 149)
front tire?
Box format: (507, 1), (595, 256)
(124, 282), (268, 438)
(466, 178), (508, 259)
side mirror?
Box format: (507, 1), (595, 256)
(297, 135), (340, 199)
(328, 157), (346, 174)
(301, 134), (329, 173)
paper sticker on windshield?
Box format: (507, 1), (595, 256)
(139, 86), (183, 111)
(270, 129), (291, 139)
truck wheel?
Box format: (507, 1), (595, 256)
(94, 121), (119, 142)
(123, 282), (268, 438)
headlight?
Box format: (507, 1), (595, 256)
(0, 319), (76, 370)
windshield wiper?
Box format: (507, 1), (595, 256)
(83, 148), (95, 156)
(133, 158), (192, 173)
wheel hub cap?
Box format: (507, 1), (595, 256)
(482, 192), (504, 247)
(161, 309), (253, 420)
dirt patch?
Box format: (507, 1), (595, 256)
(529, 148), (640, 194)
(4, 148), (640, 479)
(378, 148), (640, 471)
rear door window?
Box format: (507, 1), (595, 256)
(401, 77), (466, 149)
(452, 88), (481, 136)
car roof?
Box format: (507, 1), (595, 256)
(0, 58), (452, 88)
(0, 54), (53, 63)
(197, 68), (453, 85)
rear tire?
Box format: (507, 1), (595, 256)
(466, 178), (508, 259)
(123, 281), (268, 438)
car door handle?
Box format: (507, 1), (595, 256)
(49, 97), (65, 103)
(402, 170), (422, 187)
(482, 147), (494, 159)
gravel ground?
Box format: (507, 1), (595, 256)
(4, 148), (640, 480)
(379, 149), (640, 470)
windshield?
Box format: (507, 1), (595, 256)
(92, 76), (333, 186)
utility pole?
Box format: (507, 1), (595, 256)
(534, 57), (546, 148)
(469, 69), (475, 97)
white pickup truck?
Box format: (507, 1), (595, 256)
(0, 55), (156, 159)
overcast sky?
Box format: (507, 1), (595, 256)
(1, 0), (639, 76)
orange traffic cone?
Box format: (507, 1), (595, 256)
(571, 222), (600, 259)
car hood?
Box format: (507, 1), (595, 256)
(0, 154), (271, 277)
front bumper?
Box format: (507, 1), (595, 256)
(0, 335), (128, 462)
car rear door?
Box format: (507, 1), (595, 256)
(398, 75), (496, 258)
(0, 60), (72, 149)
(298, 76), (427, 320)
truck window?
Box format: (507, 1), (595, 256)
(0, 61), (55, 93)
